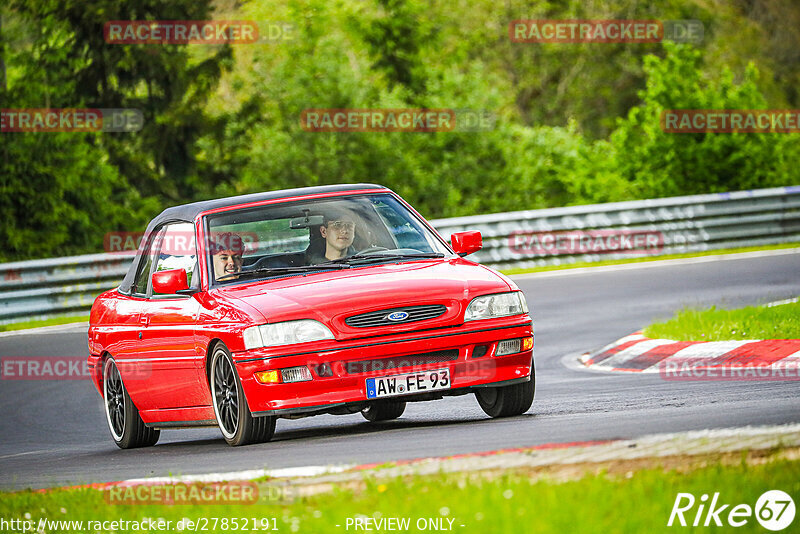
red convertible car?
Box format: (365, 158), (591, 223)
(88, 184), (534, 447)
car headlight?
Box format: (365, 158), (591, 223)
(243, 320), (334, 350)
(464, 291), (528, 322)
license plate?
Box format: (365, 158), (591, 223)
(366, 368), (451, 399)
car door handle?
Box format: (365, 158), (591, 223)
(139, 315), (149, 339)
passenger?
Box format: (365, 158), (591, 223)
(306, 212), (356, 264)
(211, 232), (245, 281)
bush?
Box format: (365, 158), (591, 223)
(610, 42), (800, 198)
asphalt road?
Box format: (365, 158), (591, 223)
(1, 250), (799, 489)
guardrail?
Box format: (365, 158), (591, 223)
(1, 185), (798, 324)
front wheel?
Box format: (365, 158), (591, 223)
(361, 400), (406, 422)
(475, 374), (535, 418)
(210, 344), (276, 446)
(103, 358), (160, 449)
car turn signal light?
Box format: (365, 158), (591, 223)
(254, 370), (281, 384)
(522, 337), (533, 351)
(255, 366), (313, 384)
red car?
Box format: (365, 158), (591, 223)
(88, 184), (534, 447)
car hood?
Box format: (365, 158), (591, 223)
(212, 259), (512, 339)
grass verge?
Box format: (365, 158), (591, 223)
(0, 315), (89, 333)
(644, 301), (800, 341)
(2, 451), (798, 533)
(500, 242), (800, 276)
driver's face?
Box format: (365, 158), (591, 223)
(321, 219), (355, 252)
(213, 250), (243, 280)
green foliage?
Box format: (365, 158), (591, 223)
(501, 122), (631, 209)
(353, 0), (430, 96)
(200, 0), (632, 218)
(2, 0), (799, 261)
(9, 0), (233, 203)
(1, 0), (229, 261)
(0, 7), (152, 261)
(610, 42), (800, 198)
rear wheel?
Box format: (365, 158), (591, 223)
(361, 400), (406, 422)
(210, 344), (276, 446)
(103, 358), (160, 449)
(475, 373), (535, 418)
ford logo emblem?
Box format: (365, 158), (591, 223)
(386, 311), (409, 322)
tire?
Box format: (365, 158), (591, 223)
(475, 372), (535, 418)
(103, 358), (160, 449)
(210, 344), (276, 446)
(361, 400), (406, 422)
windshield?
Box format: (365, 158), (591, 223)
(205, 193), (452, 284)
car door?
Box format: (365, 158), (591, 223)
(110, 227), (163, 399)
(133, 222), (205, 412)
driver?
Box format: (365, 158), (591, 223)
(210, 232), (245, 281)
(306, 211), (356, 264)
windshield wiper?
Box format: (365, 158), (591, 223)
(236, 263), (351, 279)
(329, 252), (446, 265)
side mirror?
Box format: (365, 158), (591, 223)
(152, 269), (190, 294)
(451, 231), (482, 257)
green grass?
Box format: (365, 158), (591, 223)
(500, 242), (800, 276)
(2, 457), (799, 533)
(0, 314), (88, 332)
(644, 302), (800, 341)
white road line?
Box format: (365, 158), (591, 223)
(0, 322), (88, 338)
(107, 424), (800, 489)
(119, 464), (354, 485)
(666, 340), (754, 362)
(598, 338), (675, 368)
(781, 349), (800, 365)
(0, 449), (55, 460)
(590, 333), (647, 357)
(510, 247), (800, 280)
(633, 340), (756, 374)
(766, 297), (800, 307)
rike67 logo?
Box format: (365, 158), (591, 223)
(668, 490), (795, 531)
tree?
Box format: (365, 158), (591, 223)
(0, 8), (150, 261)
(610, 42), (800, 198)
(9, 0), (233, 203)
(0, 0), (229, 260)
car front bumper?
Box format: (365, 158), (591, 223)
(232, 317), (534, 416)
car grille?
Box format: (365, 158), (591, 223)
(345, 305), (447, 328)
(344, 349), (459, 375)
